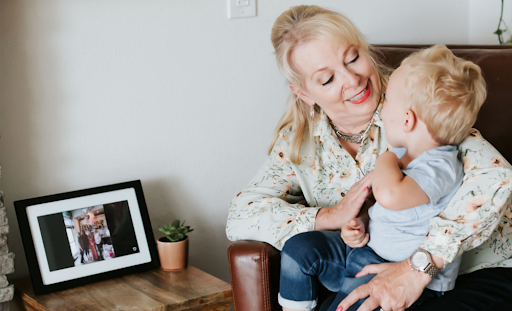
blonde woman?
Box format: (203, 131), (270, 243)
(226, 5), (512, 311)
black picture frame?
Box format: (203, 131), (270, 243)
(14, 180), (160, 295)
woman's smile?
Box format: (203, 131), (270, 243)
(346, 81), (370, 104)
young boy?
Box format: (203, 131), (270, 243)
(278, 44), (487, 311)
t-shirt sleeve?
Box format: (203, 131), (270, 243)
(389, 147), (407, 159)
(403, 151), (462, 205)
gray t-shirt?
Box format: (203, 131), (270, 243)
(367, 146), (464, 291)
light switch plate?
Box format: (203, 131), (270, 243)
(228, 0), (256, 19)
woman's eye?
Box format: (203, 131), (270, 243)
(349, 54), (359, 64)
(322, 75), (334, 86)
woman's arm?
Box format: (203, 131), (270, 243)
(227, 128), (373, 250)
(226, 152), (317, 251)
(420, 130), (512, 266)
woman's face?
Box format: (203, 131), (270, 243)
(290, 39), (381, 123)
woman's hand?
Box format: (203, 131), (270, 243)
(336, 260), (431, 311)
(315, 171), (374, 231)
(340, 218), (369, 248)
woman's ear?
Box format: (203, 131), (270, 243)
(403, 109), (416, 133)
(289, 83), (315, 107)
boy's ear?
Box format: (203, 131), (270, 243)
(403, 109), (416, 133)
(289, 83), (315, 107)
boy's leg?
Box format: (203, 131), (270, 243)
(279, 231), (350, 311)
(321, 247), (388, 311)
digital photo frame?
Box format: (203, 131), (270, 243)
(14, 180), (160, 295)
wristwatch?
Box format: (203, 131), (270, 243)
(409, 248), (440, 279)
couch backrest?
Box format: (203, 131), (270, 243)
(375, 45), (512, 162)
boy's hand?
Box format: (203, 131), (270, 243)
(341, 218), (369, 248)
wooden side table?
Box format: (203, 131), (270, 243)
(12, 266), (233, 311)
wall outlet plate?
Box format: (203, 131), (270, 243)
(228, 0), (256, 19)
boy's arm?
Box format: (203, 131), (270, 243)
(372, 151), (429, 210)
(340, 198), (373, 248)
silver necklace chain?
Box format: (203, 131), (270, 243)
(327, 92), (383, 144)
(328, 118), (372, 144)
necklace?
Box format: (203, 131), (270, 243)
(328, 118), (372, 144)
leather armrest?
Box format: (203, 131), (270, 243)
(228, 240), (281, 311)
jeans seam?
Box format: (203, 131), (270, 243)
(306, 259), (348, 274)
(306, 259), (320, 275)
(305, 259), (320, 301)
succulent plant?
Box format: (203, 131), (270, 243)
(158, 219), (194, 242)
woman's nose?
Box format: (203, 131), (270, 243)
(340, 68), (359, 89)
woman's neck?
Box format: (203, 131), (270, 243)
(331, 115), (373, 135)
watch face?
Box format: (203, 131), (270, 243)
(413, 252), (428, 267)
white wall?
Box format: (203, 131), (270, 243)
(0, 0), (509, 305)
(470, 0), (512, 44)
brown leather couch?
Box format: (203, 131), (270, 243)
(228, 45), (512, 311)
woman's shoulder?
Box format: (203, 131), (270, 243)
(272, 123), (307, 151)
(459, 128), (511, 171)
(277, 124), (296, 138)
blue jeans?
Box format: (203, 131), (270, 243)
(279, 231), (387, 310)
(279, 231), (439, 311)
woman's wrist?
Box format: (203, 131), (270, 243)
(430, 253), (445, 269)
(403, 257), (432, 286)
(314, 207), (334, 231)
(314, 205), (347, 231)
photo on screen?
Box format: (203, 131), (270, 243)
(37, 200), (140, 272)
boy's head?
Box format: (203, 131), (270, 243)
(382, 44), (486, 147)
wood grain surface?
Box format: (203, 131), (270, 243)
(12, 267), (233, 311)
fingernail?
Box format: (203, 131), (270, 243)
(336, 307), (343, 311)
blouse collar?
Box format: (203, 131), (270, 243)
(315, 104), (384, 143)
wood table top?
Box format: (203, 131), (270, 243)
(12, 266), (233, 311)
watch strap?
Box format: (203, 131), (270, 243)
(424, 262), (440, 279)
(409, 249), (440, 279)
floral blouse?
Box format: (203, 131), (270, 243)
(226, 105), (512, 273)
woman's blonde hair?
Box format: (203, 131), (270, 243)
(402, 44), (486, 145)
(268, 5), (390, 164)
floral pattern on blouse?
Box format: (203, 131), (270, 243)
(419, 129), (512, 273)
(227, 108), (512, 274)
(227, 105), (387, 250)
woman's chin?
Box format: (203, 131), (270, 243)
(347, 97), (378, 115)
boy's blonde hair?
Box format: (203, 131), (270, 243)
(402, 44), (486, 145)
(269, 5), (390, 163)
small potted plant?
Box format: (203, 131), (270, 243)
(156, 219), (194, 271)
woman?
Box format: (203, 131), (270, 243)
(226, 5), (512, 311)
